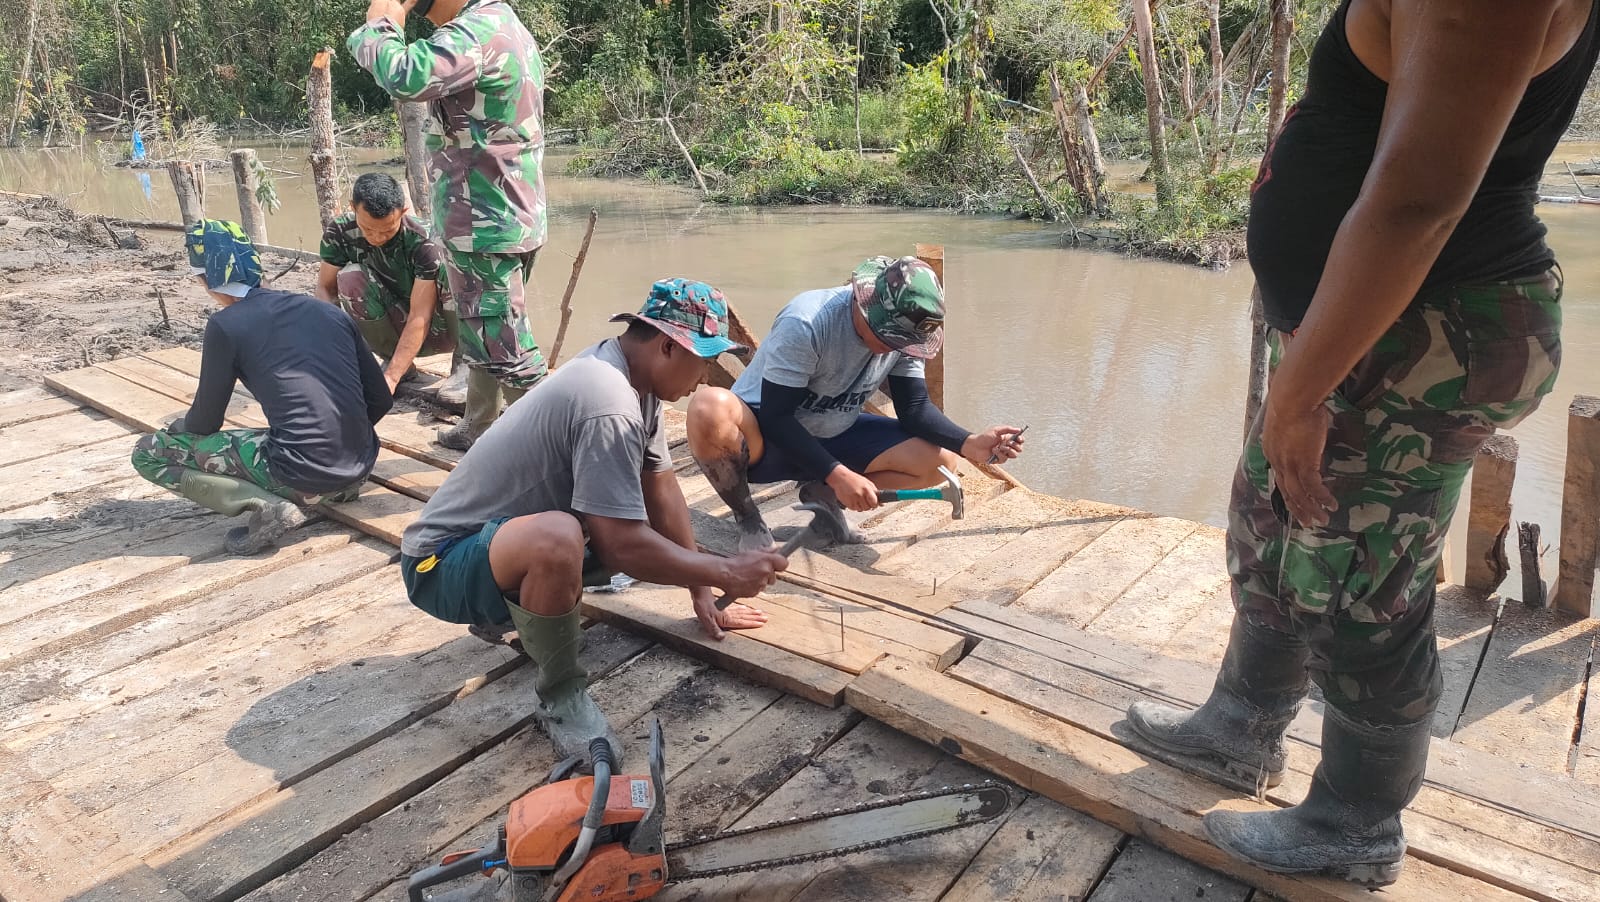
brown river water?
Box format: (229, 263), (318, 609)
(3, 141), (1597, 588)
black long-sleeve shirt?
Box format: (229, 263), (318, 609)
(181, 286), (392, 493)
(756, 375), (970, 481)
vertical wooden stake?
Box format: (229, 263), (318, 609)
(229, 149), (269, 246)
(548, 208), (599, 368)
(307, 49), (339, 230)
(1244, 286), (1270, 439)
(1553, 396), (1600, 617)
(1464, 434), (1518, 592)
(396, 100), (433, 223)
(913, 243), (946, 410)
(166, 160), (204, 227)
(1520, 522), (1547, 608)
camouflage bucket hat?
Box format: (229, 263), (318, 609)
(186, 219), (262, 296)
(851, 256), (945, 359)
(610, 278), (748, 358)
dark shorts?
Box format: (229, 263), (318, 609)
(747, 411), (915, 484)
(400, 517), (612, 628)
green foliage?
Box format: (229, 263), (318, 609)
(1116, 163), (1255, 267)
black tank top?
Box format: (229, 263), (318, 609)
(1247, 0), (1600, 332)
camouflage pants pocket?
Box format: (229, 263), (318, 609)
(132, 428), (294, 498)
(444, 248), (547, 389)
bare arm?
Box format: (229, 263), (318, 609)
(585, 512), (733, 589)
(386, 278), (437, 390)
(315, 262), (341, 303)
(1265, 0), (1564, 524)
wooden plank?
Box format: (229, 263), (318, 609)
(1451, 600), (1595, 774)
(1579, 633), (1600, 784)
(936, 497), (1132, 609)
(1159, 577), (1235, 667)
(580, 584), (854, 707)
(1553, 396), (1600, 617)
(0, 475), (167, 562)
(1465, 435), (1517, 593)
(940, 794), (1122, 902)
(955, 641), (1600, 902)
(147, 625), (653, 902)
(0, 384), (77, 428)
(0, 436), (149, 514)
(0, 408), (134, 467)
(873, 487), (1060, 588)
(757, 591), (964, 671)
(846, 658), (1527, 902)
(317, 479), (421, 546)
(1012, 516), (1200, 627)
(1085, 526), (1230, 649)
(1087, 840), (1251, 902)
(44, 364), (184, 433)
(1430, 586), (1499, 739)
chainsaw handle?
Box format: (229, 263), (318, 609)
(551, 739), (617, 890)
(406, 844), (503, 902)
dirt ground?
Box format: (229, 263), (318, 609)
(0, 193), (320, 392)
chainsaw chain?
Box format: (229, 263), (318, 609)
(666, 782), (1008, 881)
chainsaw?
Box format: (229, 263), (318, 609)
(406, 719), (1012, 902)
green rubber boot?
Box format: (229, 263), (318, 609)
(436, 367), (503, 451)
(1202, 705), (1428, 887)
(175, 470), (308, 555)
(506, 601), (622, 770)
(432, 313), (468, 408)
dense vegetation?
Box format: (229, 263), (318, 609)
(4, 1), (1597, 263)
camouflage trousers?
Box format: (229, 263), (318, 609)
(1229, 270), (1562, 725)
(336, 266), (457, 359)
(131, 428), (354, 505)
(444, 247), (548, 390)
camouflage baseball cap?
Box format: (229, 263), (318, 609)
(185, 219), (262, 297)
(611, 278), (748, 358)
(851, 256), (944, 359)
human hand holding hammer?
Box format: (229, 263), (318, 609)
(694, 548), (787, 640)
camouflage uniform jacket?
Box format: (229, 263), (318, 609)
(348, 0), (547, 255)
(319, 212), (445, 302)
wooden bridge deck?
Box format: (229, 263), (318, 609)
(2, 349), (1597, 902)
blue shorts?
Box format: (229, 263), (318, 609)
(400, 518), (612, 628)
(747, 412), (915, 484)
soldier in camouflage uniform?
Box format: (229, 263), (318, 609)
(349, 0), (550, 450)
(1126, 0), (1594, 887)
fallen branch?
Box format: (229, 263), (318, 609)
(548, 208), (599, 368)
(1539, 194), (1600, 205)
(661, 114), (707, 194)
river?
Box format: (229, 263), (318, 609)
(2, 140), (1597, 589)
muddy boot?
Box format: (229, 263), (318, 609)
(796, 480), (867, 545)
(354, 316), (400, 361)
(1203, 705), (1428, 887)
(175, 470), (309, 555)
(436, 367), (503, 451)
(501, 383), (528, 409)
(432, 314), (469, 408)
(1125, 614), (1309, 793)
(701, 439), (774, 551)
(507, 601), (622, 770)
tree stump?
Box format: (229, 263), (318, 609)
(230, 149), (268, 246)
(307, 49), (339, 230)
(166, 160), (204, 228)
(1465, 435), (1518, 592)
(1553, 395), (1600, 617)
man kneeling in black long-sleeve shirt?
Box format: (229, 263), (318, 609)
(131, 219), (394, 554)
(686, 256), (1024, 550)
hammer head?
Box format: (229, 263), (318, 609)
(778, 502), (833, 556)
(937, 465), (964, 520)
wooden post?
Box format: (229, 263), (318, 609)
(1266, 0), (1294, 142)
(229, 149), (268, 246)
(1243, 286), (1270, 438)
(548, 209), (599, 368)
(1464, 435), (1518, 592)
(307, 49), (339, 230)
(396, 101), (433, 223)
(1552, 396), (1600, 617)
(1520, 522), (1547, 608)
(166, 160), (204, 227)
(914, 244), (946, 411)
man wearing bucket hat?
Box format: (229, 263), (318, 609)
(399, 278), (788, 768)
(131, 220), (394, 554)
(687, 256), (1025, 550)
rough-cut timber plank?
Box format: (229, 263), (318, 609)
(1451, 601), (1595, 774)
(0, 384), (77, 428)
(1085, 526), (1229, 650)
(1465, 435), (1517, 593)
(0, 407), (133, 466)
(1159, 579), (1235, 667)
(936, 497), (1132, 609)
(1012, 516), (1200, 627)
(148, 625), (652, 902)
(1580, 633), (1600, 784)
(1553, 396), (1600, 616)
(580, 584), (853, 707)
(756, 591), (963, 670)
(0, 436), (147, 514)
(939, 794), (1122, 902)
(846, 658), (1526, 902)
(873, 487), (1060, 587)
(945, 597), (1600, 845)
(955, 641), (1600, 902)
(1430, 586), (1499, 739)
(0, 476), (170, 560)
(1087, 840), (1251, 902)
(317, 479), (422, 546)
(44, 363), (184, 433)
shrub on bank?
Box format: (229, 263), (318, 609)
(1115, 163), (1255, 268)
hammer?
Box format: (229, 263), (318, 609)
(714, 502), (829, 610)
(877, 465), (964, 520)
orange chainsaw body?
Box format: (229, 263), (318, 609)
(504, 770), (669, 901)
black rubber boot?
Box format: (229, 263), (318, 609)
(796, 480), (867, 545)
(701, 438), (774, 551)
(1203, 704), (1428, 887)
(1125, 614), (1309, 793)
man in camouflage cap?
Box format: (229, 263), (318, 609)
(687, 256), (1025, 550)
(349, 0), (550, 451)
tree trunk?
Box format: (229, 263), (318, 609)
(1207, 0), (1223, 171)
(397, 101), (433, 223)
(111, 0), (129, 104)
(1074, 83), (1107, 215)
(1266, 0), (1294, 143)
(8, 0), (43, 145)
(854, 0), (864, 155)
(1131, 0), (1172, 207)
(682, 0), (693, 61)
(230, 149), (269, 246)
(306, 49), (339, 229)
(1048, 67), (1088, 209)
(1244, 286), (1271, 437)
(167, 160), (204, 227)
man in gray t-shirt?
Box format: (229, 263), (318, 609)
(401, 279), (786, 767)
(688, 256), (1025, 551)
